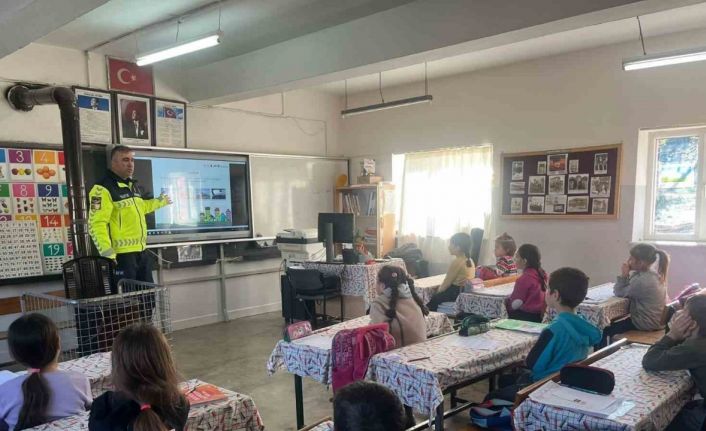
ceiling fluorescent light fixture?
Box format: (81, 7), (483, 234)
(136, 31), (222, 66)
(341, 95), (433, 118)
(623, 47), (706, 71)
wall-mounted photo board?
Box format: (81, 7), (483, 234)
(501, 144), (621, 219)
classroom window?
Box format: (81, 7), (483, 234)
(393, 146), (493, 240)
(646, 129), (706, 241)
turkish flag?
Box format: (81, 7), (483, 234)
(107, 57), (154, 95)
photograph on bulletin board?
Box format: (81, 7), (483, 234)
(74, 87), (113, 144)
(0, 145), (72, 283)
(501, 144), (621, 219)
(154, 98), (186, 148)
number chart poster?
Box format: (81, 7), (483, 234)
(0, 147), (72, 279)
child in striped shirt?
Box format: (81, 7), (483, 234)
(477, 233), (518, 280)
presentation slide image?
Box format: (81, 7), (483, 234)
(144, 157), (234, 229)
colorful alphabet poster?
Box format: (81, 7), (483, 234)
(0, 147), (73, 279)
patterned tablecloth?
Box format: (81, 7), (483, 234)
(266, 312), (454, 385)
(301, 259), (406, 306)
(513, 345), (695, 431)
(308, 420), (335, 431)
(455, 282), (515, 319)
(544, 283), (630, 329)
(58, 352), (113, 397)
(414, 274), (446, 305)
(367, 328), (537, 417)
(26, 379), (265, 431)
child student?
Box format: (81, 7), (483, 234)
(89, 324), (189, 431)
(505, 244), (546, 322)
(643, 295), (706, 431)
(370, 266), (429, 347)
(489, 268), (601, 401)
(334, 381), (406, 431)
(477, 233), (517, 280)
(426, 232), (476, 312)
(0, 314), (92, 430)
(601, 244), (669, 346)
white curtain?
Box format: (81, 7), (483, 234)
(398, 146), (493, 274)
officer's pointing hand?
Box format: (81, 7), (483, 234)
(163, 194), (173, 205)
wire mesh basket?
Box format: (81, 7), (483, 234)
(21, 280), (171, 361)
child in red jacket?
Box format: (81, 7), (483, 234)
(505, 244), (546, 322)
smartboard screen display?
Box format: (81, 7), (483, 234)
(133, 150), (251, 244)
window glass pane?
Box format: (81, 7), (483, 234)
(653, 136), (699, 235)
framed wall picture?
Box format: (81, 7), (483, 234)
(153, 98), (187, 148)
(501, 143), (621, 219)
(74, 87), (113, 144)
(114, 92), (152, 146)
(547, 153), (568, 175)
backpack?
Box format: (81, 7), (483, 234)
(331, 323), (396, 392)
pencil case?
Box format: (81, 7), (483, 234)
(283, 321), (312, 342)
(560, 364), (615, 395)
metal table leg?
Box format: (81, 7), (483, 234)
(295, 374), (304, 429)
(434, 401), (445, 431)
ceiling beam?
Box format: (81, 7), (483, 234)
(0, 0), (110, 60)
(182, 0), (704, 104)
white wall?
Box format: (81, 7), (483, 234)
(340, 27), (706, 296)
(0, 42), (343, 357)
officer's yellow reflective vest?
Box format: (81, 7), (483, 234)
(88, 171), (168, 259)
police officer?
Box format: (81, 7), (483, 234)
(88, 145), (171, 283)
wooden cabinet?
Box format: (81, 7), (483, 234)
(335, 183), (395, 258)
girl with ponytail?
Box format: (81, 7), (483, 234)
(505, 244), (547, 323)
(89, 324), (188, 431)
(600, 244), (669, 347)
(0, 314), (91, 430)
(370, 266), (429, 347)
(426, 232), (476, 311)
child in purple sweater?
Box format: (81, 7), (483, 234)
(505, 244), (547, 322)
(0, 314), (91, 430)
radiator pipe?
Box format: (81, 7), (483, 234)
(6, 85), (91, 258)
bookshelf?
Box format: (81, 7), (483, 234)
(335, 183), (395, 258)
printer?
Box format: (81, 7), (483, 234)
(276, 229), (324, 262)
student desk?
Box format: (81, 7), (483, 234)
(57, 352), (112, 397)
(25, 379), (265, 431)
(416, 274), (520, 308)
(266, 313), (453, 428)
(414, 274), (446, 305)
(513, 344), (694, 431)
(366, 328), (537, 430)
(455, 282), (516, 319)
(544, 283), (630, 330)
(301, 259), (406, 308)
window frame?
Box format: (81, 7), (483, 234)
(645, 128), (706, 242)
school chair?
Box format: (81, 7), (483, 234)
(614, 304), (674, 346)
(469, 228), (484, 266)
(513, 338), (628, 407)
(287, 268), (344, 328)
(616, 329), (666, 345)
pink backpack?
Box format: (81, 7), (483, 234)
(331, 323), (396, 392)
